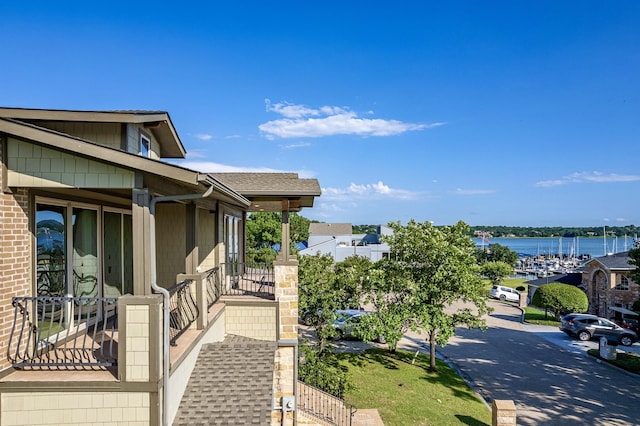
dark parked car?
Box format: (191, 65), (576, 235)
(560, 313), (637, 346)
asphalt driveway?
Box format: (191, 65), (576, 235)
(299, 302), (640, 425)
(432, 301), (640, 425)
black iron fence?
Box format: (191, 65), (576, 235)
(297, 380), (355, 426)
(8, 296), (118, 368)
(222, 261), (275, 298)
(204, 267), (222, 308)
(168, 278), (199, 345)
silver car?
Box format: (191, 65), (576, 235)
(560, 313), (637, 346)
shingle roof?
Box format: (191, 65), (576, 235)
(589, 251), (635, 270)
(173, 335), (277, 425)
(525, 273), (583, 287)
(308, 223), (353, 236)
(212, 173), (321, 196)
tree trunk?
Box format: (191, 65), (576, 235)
(429, 330), (437, 372)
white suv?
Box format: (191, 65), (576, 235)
(489, 285), (520, 303)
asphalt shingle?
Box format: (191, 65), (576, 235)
(173, 335), (277, 425)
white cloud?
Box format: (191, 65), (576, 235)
(535, 171), (640, 187)
(322, 181), (420, 200)
(259, 99), (443, 139)
(615, 218), (627, 222)
(191, 133), (213, 141)
(452, 188), (496, 195)
(280, 141), (312, 149)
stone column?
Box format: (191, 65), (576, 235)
(271, 259), (299, 426)
(492, 400), (517, 426)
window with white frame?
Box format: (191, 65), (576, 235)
(140, 132), (151, 158)
(615, 275), (630, 290)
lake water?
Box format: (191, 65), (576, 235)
(472, 236), (636, 258)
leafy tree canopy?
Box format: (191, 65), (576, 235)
(531, 283), (588, 320)
(362, 220), (491, 372)
(475, 243), (519, 266)
(480, 261), (514, 287)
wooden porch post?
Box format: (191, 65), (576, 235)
(278, 200), (291, 261)
(132, 188), (152, 295)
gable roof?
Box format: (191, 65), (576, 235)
(0, 117), (250, 207)
(212, 172), (321, 212)
(0, 107), (186, 158)
(309, 222), (353, 236)
(588, 251), (635, 271)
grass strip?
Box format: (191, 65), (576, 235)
(338, 348), (491, 426)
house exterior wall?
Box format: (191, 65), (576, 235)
(584, 261), (640, 317)
(155, 203), (186, 288)
(1, 391), (151, 425)
(197, 208), (217, 271)
(125, 124), (160, 160)
(7, 138), (134, 188)
(225, 302), (277, 341)
(0, 134), (31, 373)
(29, 121), (122, 150)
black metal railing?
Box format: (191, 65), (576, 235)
(8, 296), (118, 368)
(222, 261), (275, 298)
(168, 278), (199, 345)
(204, 267), (222, 308)
(297, 381), (355, 426)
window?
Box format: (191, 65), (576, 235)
(140, 131), (151, 158)
(615, 276), (630, 291)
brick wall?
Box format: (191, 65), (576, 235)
(0, 187), (31, 372)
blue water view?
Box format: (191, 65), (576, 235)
(472, 236), (636, 259)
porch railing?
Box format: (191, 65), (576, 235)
(8, 296), (118, 368)
(168, 278), (199, 345)
(297, 380), (355, 426)
(222, 261), (275, 298)
(204, 266), (222, 308)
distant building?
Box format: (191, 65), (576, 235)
(581, 251), (639, 318)
(299, 223), (392, 262)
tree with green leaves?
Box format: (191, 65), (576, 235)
(531, 283), (588, 320)
(333, 255), (372, 309)
(627, 243), (640, 285)
(480, 261), (514, 288)
(379, 220), (491, 372)
(475, 243), (519, 266)
(298, 253), (341, 353)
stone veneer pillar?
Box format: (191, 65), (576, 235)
(271, 259), (299, 426)
(492, 400), (517, 426)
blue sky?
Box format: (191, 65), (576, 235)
(2, 1), (640, 227)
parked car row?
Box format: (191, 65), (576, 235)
(560, 313), (637, 346)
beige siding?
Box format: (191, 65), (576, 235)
(225, 304), (277, 341)
(6, 138), (134, 188)
(33, 121), (122, 149)
(1, 391), (151, 425)
(126, 124), (160, 160)
(198, 208), (217, 271)
(155, 204), (186, 287)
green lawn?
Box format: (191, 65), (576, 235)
(523, 306), (560, 326)
(338, 349), (491, 426)
(588, 349), (640, 374)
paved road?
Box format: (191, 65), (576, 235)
(299, 302), (640, 425)
(427, 301), (640, 425)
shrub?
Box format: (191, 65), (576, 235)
(632, 298), (640, 313)
(531, 283), (588, 320)
(516, 286), (526, 292)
